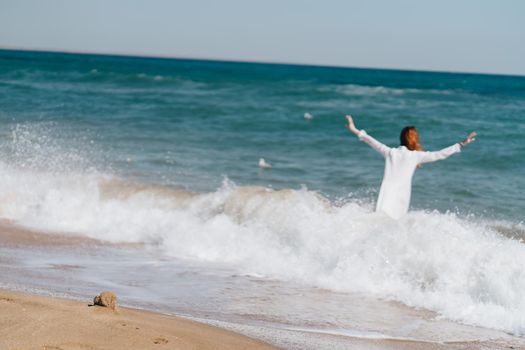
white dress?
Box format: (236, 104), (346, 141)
(358, 130), (461, 219)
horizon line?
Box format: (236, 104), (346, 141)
(1, 45), (523, 78)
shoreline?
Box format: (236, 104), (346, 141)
(1, 222), (524, 349)
(1, 288), (521, 350)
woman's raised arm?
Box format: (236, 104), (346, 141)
(346, 115), (391, 158)
(416, 132), (477, 164)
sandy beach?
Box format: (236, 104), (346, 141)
(0, 223), (275, 348)
(1, 222), (524, 349)
(0, 289), (520, 350)
(0, 224), (279, 350)
(0, 288), (277, 350)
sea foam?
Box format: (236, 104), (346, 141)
(1, 122), (524, 335)
(0, 158), (524, 335)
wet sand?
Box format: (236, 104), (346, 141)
(0, 222), (523, 350)
(0, 288), (519, 350)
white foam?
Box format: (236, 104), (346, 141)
(258, 158), (272, 169)
(0, 143), (524, 335)
(320, 83), (455, 97)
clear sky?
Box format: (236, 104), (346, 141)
(0, 0), (524, 75)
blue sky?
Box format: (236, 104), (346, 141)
(0, 0), (524, 75)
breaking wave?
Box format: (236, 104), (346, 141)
(0, 158), (524, 335)
(0, 121), (524, 336)
(320, 83), (457, 96)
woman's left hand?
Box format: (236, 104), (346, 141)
(461, 132), (477, 147)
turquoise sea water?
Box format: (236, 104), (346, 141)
(1, 50), (524, 220)
(1, 50), (525, 344)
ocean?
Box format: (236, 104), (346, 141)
(1, 49), (524, 348)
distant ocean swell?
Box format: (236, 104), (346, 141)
(0, 139), (524, 335)
(0, 66), (463, 97)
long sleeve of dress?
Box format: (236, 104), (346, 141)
(358, 130), (391, 158)
(416, 143), (461, 164)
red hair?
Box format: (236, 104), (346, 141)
(400, 126), (423, 151)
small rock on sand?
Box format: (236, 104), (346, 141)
(93, 291), (117, 310)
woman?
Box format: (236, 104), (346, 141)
(345, 115), (477, 219)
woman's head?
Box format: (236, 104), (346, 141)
(400, 126), (423, 151)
